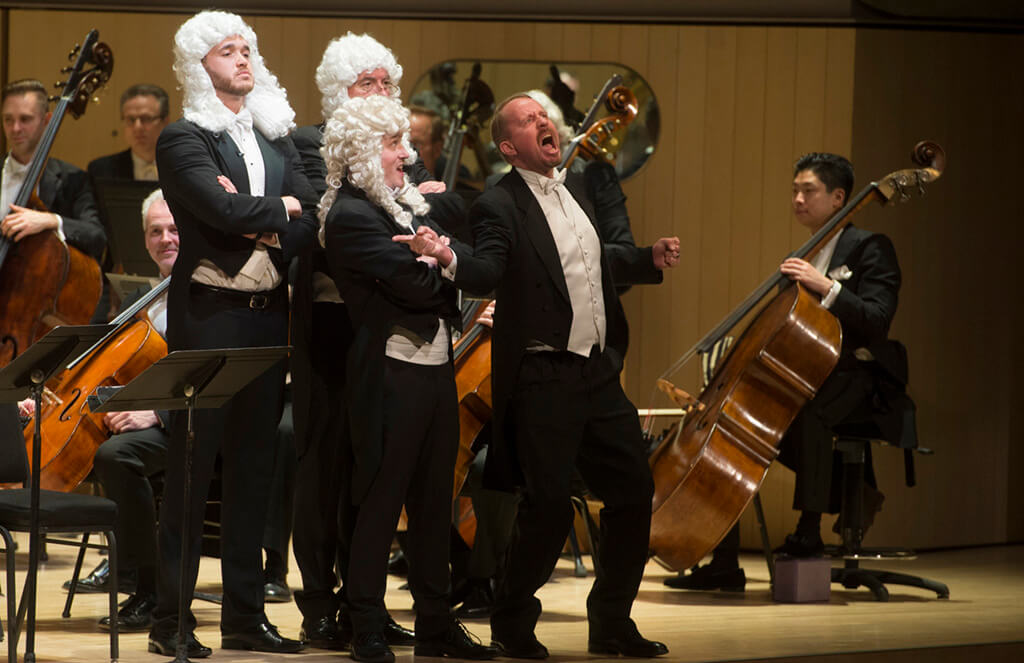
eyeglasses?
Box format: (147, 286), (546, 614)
(353, 77), (399, 96)
(123, 114), (164, 126)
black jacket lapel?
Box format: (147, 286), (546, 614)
(215, 133), (251, 195)
(256, 131), (284, 198)
(506, 170), (571, 304)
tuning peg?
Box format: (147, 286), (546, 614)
(47, 95), (59, 103)
(61, 66), (74, 73)
(68, 44), (81, 60)
(54, 81), (66, 89)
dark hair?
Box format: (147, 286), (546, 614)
(794, 152), (854, 203)
(409, 105), (443, 144)
(1, 79), (48, 115)
(120, 84), (170, 119)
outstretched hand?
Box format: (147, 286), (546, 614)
(393, 225), (453, 267)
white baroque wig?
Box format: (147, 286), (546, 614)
(315, 33), (403, 121)
(173, 10), (295, 139)
(319, 95), (427, 243)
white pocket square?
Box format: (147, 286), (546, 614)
(828, 264), (853, 281)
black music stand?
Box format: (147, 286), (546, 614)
(89, 346), (290, 663)
(0, 324), (113, 663)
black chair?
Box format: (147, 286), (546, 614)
(0, 404), (120, 662)
(827, 388), (949, 602)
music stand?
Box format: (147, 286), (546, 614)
(0, 324), (113, 663)
(89, 346), (290, 663)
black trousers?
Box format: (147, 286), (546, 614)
(292, 302), (355, 623)
(263, 395), (296, 562)
(152, 287), (287, 634)
(777, 365), (876, 514)
(346, 358), (458, 639)
(491, 349), (653, 642)
(92, 425), (169, 573)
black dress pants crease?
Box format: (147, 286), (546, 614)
(777, 365), (876, 514)
(492, 349), (653, 642)
(152, 290), (287, 635)
(346, 358), (458, 639)
(293, 302), (355, 622)
(93, 426), (169, 573)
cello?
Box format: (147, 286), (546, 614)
(646, 142), (946, 571)
(0, 30), (113, 367)
(15, 279), (168, 491)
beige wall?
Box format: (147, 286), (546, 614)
(5, 9), (1021, 552)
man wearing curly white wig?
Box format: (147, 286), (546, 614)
(318, 94), (494, 663)
(288, 31), (444, 653)
(149, 10), (317, 658)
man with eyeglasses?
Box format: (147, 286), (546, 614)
(88, 84), (170, 182)
(289, 32), (439, 653)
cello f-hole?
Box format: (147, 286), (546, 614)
(58, 388), (81, 422)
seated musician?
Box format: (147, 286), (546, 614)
(666, 152), (900, 592)
(1, 79), (106, 263)
(319, 94), (495, 663)
(396, 93), (677, 659)
(87, 84), (170, 182)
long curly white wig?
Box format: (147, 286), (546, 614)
(173, 10), (295, 139)
(319, 95), (428, 243)
(315, 33), (403, 121)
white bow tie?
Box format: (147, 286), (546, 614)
(231, 108), (254, 133)
(537, 168), (567, 195)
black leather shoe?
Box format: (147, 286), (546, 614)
(222, 621), (304, 653)
(589, 622), (668, 658)
(382, 616), (415, 646)
(301, 614), (349, 650)
(774, 532), (825, 558)
(264, 575), (292, 603)
(62, 559), (138, 594)
(148, 630), (212, 658)
(492, 634), (549, 659)
(98, 592), (156, 631)
(664, 564), (746, 592)
(351, 631), (394, 663)
(415, 619), (498, 659)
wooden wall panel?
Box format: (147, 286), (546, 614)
(5, 9), (1020, 553)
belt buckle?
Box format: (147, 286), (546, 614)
(249, 293), (269, 310)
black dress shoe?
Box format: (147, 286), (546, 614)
(774, 532), (825, 558)
(492, 634), (549, 659)
(382, 616), (415, 646)
(264, 575), (292, 603)
(414, 619), (498, 659)
(62, 559), (138, 594)
(351, 631), (394, 663)
(664, 564), (746, 592)
(589, 622), (668, 658)
(98, 592), (156, 631)
(301, 614), (349, 650)
(222, 621), (304, 653)
(148, 629), (212, 658)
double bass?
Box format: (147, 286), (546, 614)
(440, 63), (494, 192)
(646, 142), (946, 571)
(0, 30), (113, 367)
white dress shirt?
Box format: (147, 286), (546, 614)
(517, 167), (606, 357)
(131, 152), (159, 181)
(810, 229), (842, 309)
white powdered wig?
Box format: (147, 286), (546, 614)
(526, 89), (575, 149)
(315, 33), (403, 120)
(173, 10), (295, 139)
(318, 95), (427, 244)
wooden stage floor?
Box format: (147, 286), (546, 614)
(2, 539), (1022, 662)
